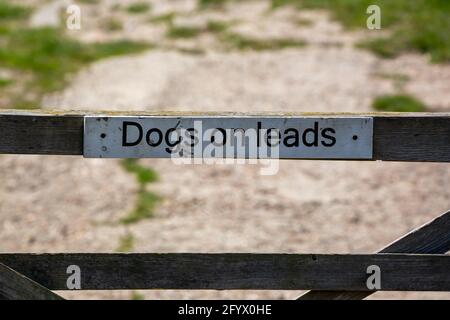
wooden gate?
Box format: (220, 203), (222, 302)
(1, 110), (450, 300)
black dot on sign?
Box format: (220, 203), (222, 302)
(100, 133), (106, 138)
(352, 135), (358, 141)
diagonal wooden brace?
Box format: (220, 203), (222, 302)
(298, 209), (450, 300)
(0, 262), (63, 300)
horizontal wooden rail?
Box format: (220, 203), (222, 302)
(1, 253), (450, 291)
(1, 111), (450, 161)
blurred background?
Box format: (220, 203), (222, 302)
(0, 0), (449, 299)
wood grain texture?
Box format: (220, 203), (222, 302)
(373, 116), (450, 162)
(1, 111), (450, 161)
(1, 253), (450, 291)
(0, 113), (83, 155)
(0, 263), (63, 300)
(298, 210), (450, 300)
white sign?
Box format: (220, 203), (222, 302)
(83, 116), (373, 159)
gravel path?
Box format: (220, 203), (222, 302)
(2, 0), (450, 299)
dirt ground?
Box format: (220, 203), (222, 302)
(1, 0), (450, 299)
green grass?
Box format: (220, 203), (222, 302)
(271, 0), (450, 63)
(120, 159), (160, 224)
(163, 22), (306, 50)
(127, 2), (151, 14)
(77, 0), (100, 4)
(88, 40), (150, 58)
(206, 20), (229, 33)
(294, 17), (313, 26)
(176, 47), (206, 55)
(0, 28), (148, 91)
(372, 94), (426, 112)
(0, 1), (31, 20)
(148, 12), (175, 25)
(165, 19), (305, 53)
(103, 18), (123, 31)
(167, 25), (203, 39)
(0, 78), (13, 87)
(0, 24), (150, 108)
(120, 190), (160, 224)
(11, 99), (37, 110)
(222, 33), (306, 51)
(167, 20), (231, 39)
(375, 72), (410, 83)
(130, 291), (145, 300)
(121, 159), (158, 184)
(198, 0), (231, 9)
(116, 233), (135, 252)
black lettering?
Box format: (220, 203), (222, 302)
(302, 121), (319, 147)
(321, 128), (336, 147)
(122, 121), (143, 147)
(283, 128), (299, 147)
(165, 128), (182, 153)
(146, 128), (163, 147)
(257, 121), (262, 147)
(266, 128), (280, 147)
(187, 128), (198, 147)
(211, 128), (227, 146)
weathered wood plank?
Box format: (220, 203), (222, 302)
(379, 209), (450, 254)
(1, 253), (450, 291)
(0, 113), (83, 155)
(373, 116), (450, 162)
(298, 209), (450, 300)
(1, 111), (450, 161)
(0, 262), (63, 300)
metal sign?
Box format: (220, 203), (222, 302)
(83, 116), (373, 159)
